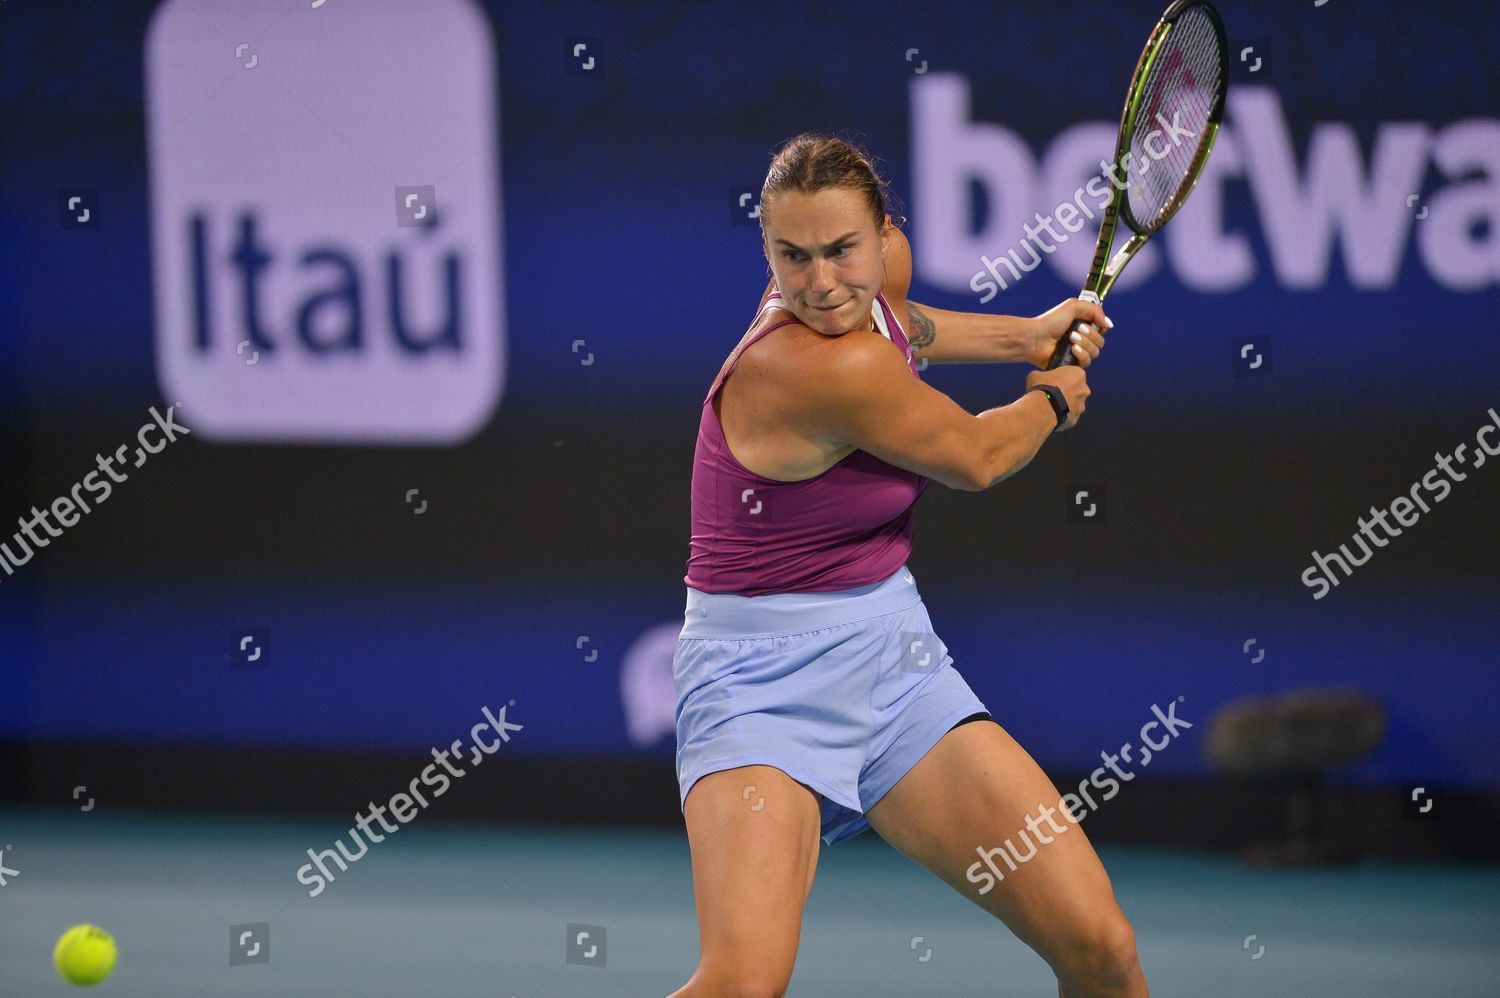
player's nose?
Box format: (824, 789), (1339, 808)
(807, 258), (837, 294)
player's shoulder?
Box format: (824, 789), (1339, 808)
(817, 319), (908, 382)
(880, 221), (913, 304)
(715, 293), (805, 391)
(742, 286), (902, 387)
(779, 319), (909, 419)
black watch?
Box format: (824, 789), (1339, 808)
(1028, 384), (1069, 430)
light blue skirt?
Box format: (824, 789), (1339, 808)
(673, 562), (990, 845)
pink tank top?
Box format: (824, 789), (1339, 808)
(683, 289), (931, 595)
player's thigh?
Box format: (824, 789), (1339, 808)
(864, 720), (1130, 962)
(683, 764), (822, 968)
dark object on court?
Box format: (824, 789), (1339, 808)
(1205, 689), (1386, 865)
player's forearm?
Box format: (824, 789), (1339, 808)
(907, 301), (1039, 365)
(971, 390), (1057, 489)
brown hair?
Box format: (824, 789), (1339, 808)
(760, 133), (904, 232)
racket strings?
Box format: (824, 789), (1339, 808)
(1126, 6), (1223, 229)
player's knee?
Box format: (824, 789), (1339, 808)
(694, 960), (793, 998)
(720, 967), (792, 998)
(723, 981), (788, 998)
(1054, 915), (1140, 990)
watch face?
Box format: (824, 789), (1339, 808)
(1037, 385), (1066, 425)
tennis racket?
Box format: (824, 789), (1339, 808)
(1047, 0), (1228, 369)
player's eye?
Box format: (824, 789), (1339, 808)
(781, 250), (805, 262)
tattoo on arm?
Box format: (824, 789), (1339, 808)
(906, 303), (936, 353)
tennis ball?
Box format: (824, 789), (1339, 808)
(53, 924), (117, 986)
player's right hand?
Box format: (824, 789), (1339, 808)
(1026, 365), (1089, 431)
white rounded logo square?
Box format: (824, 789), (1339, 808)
(145, 0), (504, 444)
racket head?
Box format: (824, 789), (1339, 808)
(1046, 1), (1228, 371)
(1115, 0), (1228, 236)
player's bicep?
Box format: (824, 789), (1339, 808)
(800, 340), (981, 492)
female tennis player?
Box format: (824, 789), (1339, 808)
(669, 134), (1144, 998)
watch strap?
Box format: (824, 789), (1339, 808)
(1028, 384), (1068, 429)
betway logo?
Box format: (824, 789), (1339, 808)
(912, 77), (1499, 297)
(145, 0), (505, 443)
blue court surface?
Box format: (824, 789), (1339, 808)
(3, 805), (1497, 996)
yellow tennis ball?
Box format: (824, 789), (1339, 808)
(53, 924), (117, 986)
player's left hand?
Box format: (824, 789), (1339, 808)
(1028, 298), (1111, 369)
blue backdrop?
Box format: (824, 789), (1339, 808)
(2, 0), (1496, 789)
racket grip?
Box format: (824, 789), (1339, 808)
(1044, 317), (1092, 370)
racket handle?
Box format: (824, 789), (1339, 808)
(1044, 317), (1092, 370)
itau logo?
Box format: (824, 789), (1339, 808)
(144, 0), (505, 444)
